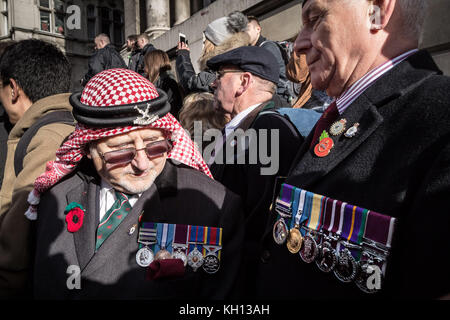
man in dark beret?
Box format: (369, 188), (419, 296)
(29, 68), (244, 299)
(255, 0), (450, 299)
(206, 46), (304, 297)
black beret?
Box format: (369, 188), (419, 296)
(206, 46), (279, 85)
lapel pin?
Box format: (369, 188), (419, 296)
(129, 224), (137, 235)
(314, 131), (334, 158)
(329, 119), (347, 136)
(344, 123), (360, 138)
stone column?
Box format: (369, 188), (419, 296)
(174, 0), (190, 25)
(145, 0), (170, 40)
(124, 0), (140, 37)
(191, 0), (203, 14)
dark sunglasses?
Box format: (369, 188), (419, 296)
(99, 139), (173, 165)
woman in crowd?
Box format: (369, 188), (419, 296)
(175, 11), (250, 95)
(144, 49), (183, 118)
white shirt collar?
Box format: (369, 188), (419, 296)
(224, 103), (261, 138)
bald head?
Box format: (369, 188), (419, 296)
(94, 33), (110, 50)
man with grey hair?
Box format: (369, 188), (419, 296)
(254, 0), (450, 299)
(81, 33), (126, 86)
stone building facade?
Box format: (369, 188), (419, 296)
(0, 0), (125, 91)
(123, 0), (450, 76)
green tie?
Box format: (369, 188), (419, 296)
(96, 191), (132, 251)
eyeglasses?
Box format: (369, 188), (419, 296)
(99, 139), (173, 165)
(215, 70), (244, 80)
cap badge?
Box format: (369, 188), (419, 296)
(134, 104), (159, 125)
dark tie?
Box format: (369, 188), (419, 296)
(309, 101), (339, 149)
(96, 191), (132, 251)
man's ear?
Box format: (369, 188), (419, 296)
(369, 0), (396, 31)
(236, 72), (252, 96)
(9, 78), (20, 103)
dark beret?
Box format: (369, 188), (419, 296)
(206, 46), (279, 85)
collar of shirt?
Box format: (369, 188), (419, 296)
(99, 179), (140, 222)
(335, 49), (419, 115)
(224, 103), (262, 139)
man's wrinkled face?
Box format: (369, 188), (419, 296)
(210, 65), (244, 116)
(89, 128), (168, 194)
(294, 0), (370, 97)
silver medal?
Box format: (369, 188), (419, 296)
(315, 241), (337, 273)
(202, 254), (220, 274)
(136, 246), (154, 267)
(273, 218), (288, 245)
(172, 248), (188, 266)
(334, 248), (359, 283)
(299, 233), (318, 263)
(187, 247), (204, 272)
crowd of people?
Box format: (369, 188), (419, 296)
(0, 0), (448, 300)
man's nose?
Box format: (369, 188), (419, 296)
(294, 28), (312, 55)
(131, 148), (150, 171)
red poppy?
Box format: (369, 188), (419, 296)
(65, 207), (85, 233)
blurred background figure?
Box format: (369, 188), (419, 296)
(144, 49), (183, 118)
(81, 33), (126, 86)
(126, 34), (140, 72)
(176, 11), (250, 95)
(179, 92), (229, 138)
(136, 33), (156, 77)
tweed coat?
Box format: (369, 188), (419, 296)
(33, 160), (245, 299)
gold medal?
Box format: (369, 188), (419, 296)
(287, 225), (303, 254)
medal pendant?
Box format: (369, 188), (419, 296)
(187, 247), (204, 272)
(154, 248), (172, 261)
(355, 262), (382, 294)
(314, 137), (334, 158)
(344, 123), (359, 138)
(172, 247), (188, 266)
(329, 119), (347, 136)
(286, 227), (303, 254)
(299, 233), (318, 263)
(315, 241), (337, 273)
(273, 218), (288, 245)
(136, 246), (154, 267)
(202, 254), (220, 274)
(333, 248), (359, 283)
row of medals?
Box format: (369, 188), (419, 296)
(273, 214), (388, 294)
(135, 228), (220, 274)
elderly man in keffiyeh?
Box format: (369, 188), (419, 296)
(30, 68), (244, 299)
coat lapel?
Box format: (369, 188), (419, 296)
(70, 179), (99, 271)
(289, 94), (383, 188)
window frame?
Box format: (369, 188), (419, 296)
(37, 0), (66, 35)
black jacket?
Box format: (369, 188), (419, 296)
(254, 50), (450, 299)
(209, 101), (303, 297)
(176, 49), (216, 94)
(127, 49), (141, 73)
(82, 44), (127, 86)
(257, 36), (290, 107)
(33, 160), (245, 299)
(154, 71), (183, 118)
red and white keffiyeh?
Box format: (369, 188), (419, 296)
(25, 68), (212, 220)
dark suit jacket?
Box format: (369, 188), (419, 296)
(254, 50), (450, 299)
(33, 160), (244, 299)
(209, 101), (303, 297)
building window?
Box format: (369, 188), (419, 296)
(113, 10), (124, 45)
(96, 6), (123, 44)
(38, 0), (66, 35)
(1, 0), (8, 36)
(87, 4), (96, 39)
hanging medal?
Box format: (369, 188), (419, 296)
(299, 192), (321, 263)
(314, 131), (334, 158)
(344, 123), (359, 138)
(136, 222), (157, 267)
(272, 184), (295, 245)
(287, 189), (307, 254)
(154, 223), (174, 261)
(329, 119), (347, 136)
(172, 224), (189, 266)
(355, 211), (396, 293)
(187, 225), (204, 272)
(315, 198), (339, 273)
(202, 227), (222, 274)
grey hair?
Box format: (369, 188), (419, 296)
(396, 0), (428, 40)
(95, 33), (110, 44)
(254, 76), (277, 95)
